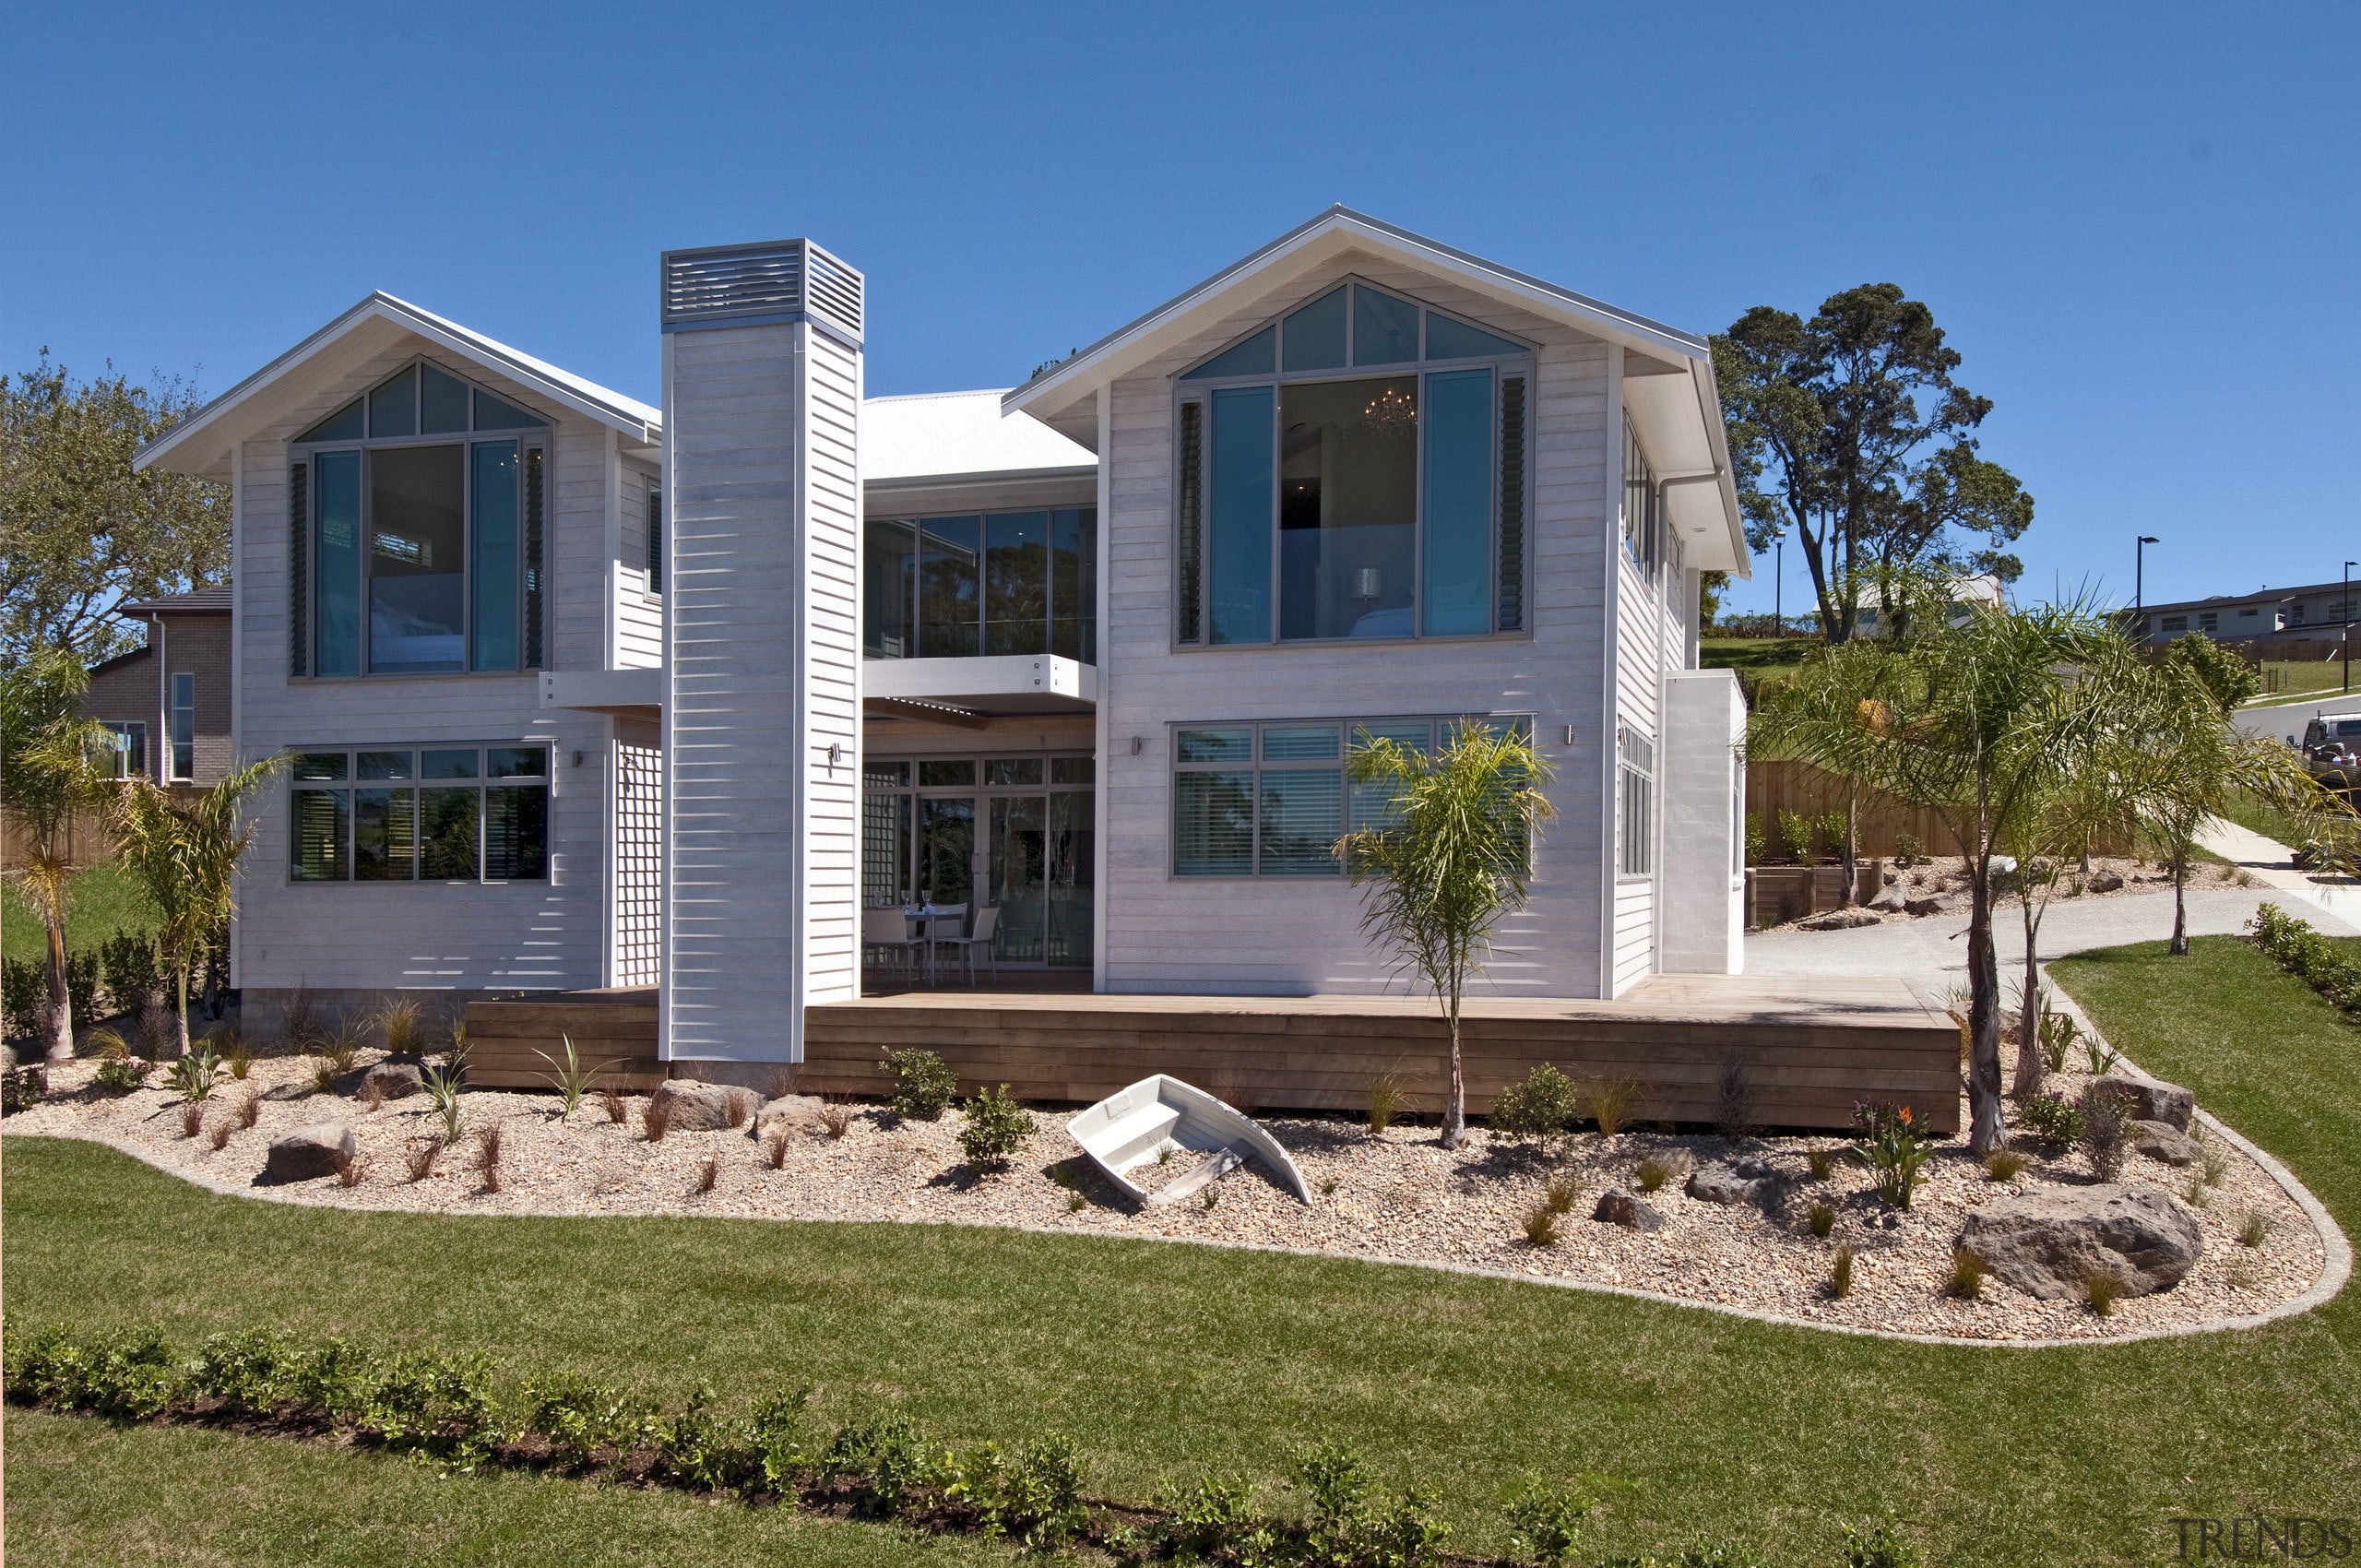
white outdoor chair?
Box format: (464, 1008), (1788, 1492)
(931, 905), (1001, 986)
(862, 907), (923, 986)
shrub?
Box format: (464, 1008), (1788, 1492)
(1842, 1515), (1926, 1568)
(1544, 1170), (1581, 1215)
(518, 1371), (654, 1470)
(1743, 812), (1767, 866)
(1984, 1148), (2030, 1182)
(1892, 832), (1924, 867)
(820, 1413), (936, 1519)
(1153, 1473), (1270, 1564)
(1365, 1069), (1406, 1135)
(1846, 1102), (1937, 1208)
(1, 957), (43, 1039)
(100, 932), (164, 1018)
(1814, 810), (1848, 861)
(2082, 1032), (2124, 1077)
(217, 1028), (253, 1080)
(1521, 1203), (1560, 1246)
(178, 1100), (204, 1138)
(404, 1139), (440, 1182)
(235, 1090), (260, 1129)
(2, 1063), (46, 1115)
(533, 1036), (603, 1122)
(1294, 1442), (1450, 1568)
(600, 1087), (627, 1123)
(2249, 902), (2361, 1014)
(658, 1383), (763, 1494)
(422, 1062), (466, 1144)
(1505, 1477), (1593, 1568)
(820, 1097), (853, 1139)
(723, 1088), (754, 1130)
(763, 1129), (790, 1170)
(7, 1322), (185, 1420)
(1806, 1146), (1839, 1182)
(320, 1024), (363, 1078)
(1490, 1063), (1580, 1140)
(642, 1090), (672, 1143)
(1775, 808), (1815, 862)
(2082, 1274), (2121, 1317)
(1583, 1075), (1643, 1139)
(2078, 1083), (2136, 1181)
(189, 1327), (304, 1418)
(1830, 1244), (1857, 1298)
(1947, 1247), (1989, 1300)
(1808, 1200), (1837, 1238)
(359, 1348), (501, 1468)
(943, 1433), (1087, 1550)
(207, 1119), (231, 1150)
(2036, 1009), (2080, 1075)
(882, 1048), (957, 1122)
(957, 1084), (1034, 1168)
(2018, 1091), (2084, 1149)
(2239, 1211), (2273, 1248)
(94, 1054), (149, 1094)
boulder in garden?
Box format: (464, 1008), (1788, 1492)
(753, 1093), (825, 1137)
(651, 1079), (753, 1132)
(267, 1122), (357, 1182)
(2132, 1119), (2201, 1167)
(362, 1061), (422, 1101)
(1593, 1189), (1667, 1232)
(1685, 1162), (1762, 1205)
(1957, 1182), (2202, 1300)
(2092, 1075), (2195, 1132)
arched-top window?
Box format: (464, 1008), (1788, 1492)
(1173, 280), (1532, 646)
(289, 362), (549, 678)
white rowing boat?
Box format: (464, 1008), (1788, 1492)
(1065, 1075), (1311, 1206)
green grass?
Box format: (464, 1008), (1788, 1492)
(1, 863), (159, 967)
(1701, 635), (1820, 676)
(2248, 660), (2357, 707)
(7, 932), (2361, 1564)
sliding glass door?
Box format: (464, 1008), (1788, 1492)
(864, 754), (1094, 968)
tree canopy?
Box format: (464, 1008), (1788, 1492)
(0, 352), (227, 666)
(1714, 283), (2033, 644)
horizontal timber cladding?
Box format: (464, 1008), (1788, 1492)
(462, 976), (1960, 1133)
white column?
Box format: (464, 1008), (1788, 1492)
(658, 241), (864, 1063)
(1659, 668), (1746, 974)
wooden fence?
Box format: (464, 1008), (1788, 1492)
(1744, 759), (2132, 860)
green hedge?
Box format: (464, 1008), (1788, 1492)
(2248, 902), (2361, 1015)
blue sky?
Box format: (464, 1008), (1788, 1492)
(6, 2), (2354, 614)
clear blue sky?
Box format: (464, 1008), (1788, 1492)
(6, 2), (2354, 614)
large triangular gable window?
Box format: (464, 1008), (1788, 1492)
(288, 362), (549, 678)
(1172, 281), (1532, 646)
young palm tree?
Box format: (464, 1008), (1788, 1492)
(1, 647), (114, 1061)
(1753, 600), (2118, 1154)
(1336, 721), (1553, 1149)
(110, 757), (282, 1057)
(2119, 655), (2351, 956)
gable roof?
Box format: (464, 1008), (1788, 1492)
(116, 585), (233, 616)
(864, 389), (1095, 489)
(1003, 206), (1748, 576)
(136, 292), (660, 480)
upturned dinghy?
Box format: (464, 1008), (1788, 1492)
(1066, 1075), (1311, 1206)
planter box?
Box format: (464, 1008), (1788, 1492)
(1745, 861), (1883, 928)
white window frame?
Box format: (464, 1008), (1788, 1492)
(168, 671), (196, 780)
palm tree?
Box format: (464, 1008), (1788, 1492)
(1, 647), (114, 1062)
(2120, 655), (2351, 956)
(1753, 600), (2118, 1154)
(1335, 721), (1553, 1149)
(110, 757), (281, 1057)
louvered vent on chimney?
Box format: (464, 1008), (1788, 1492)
(659, 239), (863, 343)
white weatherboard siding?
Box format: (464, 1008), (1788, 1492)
(231, 347), (616, 999)
(616, 464), (664, 668)
(1098, 255), (1610, 998)
(662, 319), (860, 1062)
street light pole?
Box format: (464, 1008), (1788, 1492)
(2135, 536), (2160, 633)
(2344, 561), (2355, 695)
(1774, 538), (1783, 633)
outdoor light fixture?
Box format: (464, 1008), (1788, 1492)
(2135, 536), (2160, 622)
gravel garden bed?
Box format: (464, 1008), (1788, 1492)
(1762, 854), (2254, 932)
(4, 1042), (2333, 1346)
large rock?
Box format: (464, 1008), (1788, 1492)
(1592, 1189), (1667, 1232)
(267, 1122), (357, 1182)
(1957, 1182), (2203, 1300)
(2093, 1075), (2195, 1132)
(1685, 1162), (1763, 1205)
(651, 1079), (753, 1133)
(753, 1093), (825, 1138)
(1867, 884), (1908, 913)
(1800, 908), (1880, 931)
(362, 1061), (422, 1101)
(2088, 870), (2125, 893)
(2132, 1120), (2201, 1168)
(1904, 896), (1951, 918)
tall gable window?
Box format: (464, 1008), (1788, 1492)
(1174, 281), (1531, 646)
(289, 362), (548, 678)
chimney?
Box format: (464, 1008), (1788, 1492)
(658, 239), (864, 1064)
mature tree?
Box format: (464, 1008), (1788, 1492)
(1753, 602), (2117, 1153)
(0, 648), (114, 1060)
(1, 353), (228, 665)
(1337, 722), (1554, 1149)
(110, 757), (281, 1057)
(1714, 284), (2033, 645)
(2159, 630), (2260, 714)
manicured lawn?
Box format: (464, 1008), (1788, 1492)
(1, 863), (159, 967)
(6, 932), (2359, 1564)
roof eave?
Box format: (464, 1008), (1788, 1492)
(136, 292), (661, 479)
(1003, 205), (1712, 423)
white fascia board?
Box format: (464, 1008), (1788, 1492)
(1003, 206), (1714, 431)
(137, 292), (661, 478)
(541, 667), (665, 712)
(860, 654), (1098, 707)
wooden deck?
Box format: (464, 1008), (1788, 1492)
(463, 974), (1962, 1134)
